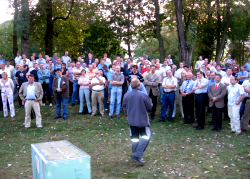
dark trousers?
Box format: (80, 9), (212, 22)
(69, 81), (73, 96)
(211, 104), (223, 129)
(17, 84), (22, 106)
(240, 97), (248, 119)
(195, 93), (206, 127)
(149, 90), (157, 117)
(0, 90), (2, 111)
(224, 95), (229, 120)
(182, 94), (194, 123)
(42, 82), (52, 103)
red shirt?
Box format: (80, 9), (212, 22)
(141, 68), (147, 74)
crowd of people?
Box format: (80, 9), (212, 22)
(0, 52), (249, 136)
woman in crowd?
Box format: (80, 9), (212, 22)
(99, 69), (108, 110)
(0, 72), (15, 118)
(78, 69), (92, 114)
(61, 63), (68, 77)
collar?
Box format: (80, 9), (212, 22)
(132, 88), (141, 91)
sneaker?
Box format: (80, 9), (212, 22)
(42, 103), (45, 106)
(49, 103), (52, 107)
(116, 115), (120, 118)
(229, 130), (235, 133)
(107, 116), (113, 119)
(131, 156), (145, 165)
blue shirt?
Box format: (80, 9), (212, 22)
(227, 84), (245, 106)
(242, 80), (249, 97)
(180, 79), (195, 93)
(127, 83), (147, 93)
(57, 77), (62, 89)
(107, 71), (114, 88)
(0, 59), (6, 65)
(208, 79), (216, 91)
(216, 70), (226, 77)
(25, 83), (36, 100)
(225, 58), (233, 68)
(193, 77), (209, 94)
(97, 64), (104, 71)
(244, 62), (250, 72)
(37, 58), (46, 66)
(237, 70), (248, 82)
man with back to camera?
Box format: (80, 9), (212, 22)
(122, 78), (152, 165)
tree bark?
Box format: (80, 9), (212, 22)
(44, 0), (53, 56)
(13, 0), (18, 59)
(21, 0), (30, 58)
(215, 0), (231, 63)
(154, 0), (165, 63)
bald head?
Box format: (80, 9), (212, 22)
(131, 78), (140, 88)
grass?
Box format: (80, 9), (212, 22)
(0, 98), (250, 179)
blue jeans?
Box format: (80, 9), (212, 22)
(72, 81), (80, 104)
(79, 89), (92, 113)
(240, 97), (248, 120)
(109, 86), (122, 116)
(158, 84), (163, 103)
(49, 77), (53, 95)
(160, 91), (175, 121)
(55, 93), (68, 118)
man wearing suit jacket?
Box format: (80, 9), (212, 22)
(208, 74), (227, 132)
(53, 69), (69, 120)
(85, 53), (95, 66)
(144, 65), (159, 119)
(19, 74), (43, 129)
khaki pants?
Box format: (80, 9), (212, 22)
(92, 90), (104, 115)
(228, 105), (241, 133)
(24, 100), (42, 128)
(241, 99), (250, 131)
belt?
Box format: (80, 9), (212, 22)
(26, 99), (36, 100)
(163, 91), (174, 94)
(195, 93), (206, 95)
(92, 90), (104, 92)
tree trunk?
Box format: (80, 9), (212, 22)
(185, 49), (193, 67)
(44, 0), (53, 57)
(215, 0), (231, 63)
(13, 0), (18, 59)
(154, 0), (165, 63)
(21, 0), (30, 58)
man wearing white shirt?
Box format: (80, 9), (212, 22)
(61, 51), (71, 64)
(174, 62), (185, 80)
(167, 54), (173, 65)
(103, 53), (111, 67)
(19, 54), (30, 65)
(227, 76), (245, 135)
(28, 56), (37, 68)
(216, 64), (226, 77)
(161, 60), (171, 71)
(5, 60), (14, 79)
(221, 68), (233, 121)
(195, 56), (204, 70)
(210, 62), (217, 73)
(71, 62), (82, 106)
(14, 52), (22, 65)
(91, 70), (106, 117)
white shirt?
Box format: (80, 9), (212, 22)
(6, 65), (14, 79)
(210, 66), (217, 73)
(19, 58), (30, 65)
(195, 60), (204, 70)
(155, 68), (166, 83)
(161, 65), (171, 71)
(162, 76), (178, 92)
(221, 75), (233, 85)
(174, 68), (185, 80)
(14, 56), (22, 64)
(73, 67), (83, 81)
(61, 56), (71, 64)
(91, 76), (106, 91)
(227, 84), (245, 106)
(0, 68), (11, 78)
(217, 70), (226, 77)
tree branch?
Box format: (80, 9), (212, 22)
(53, 0), (74, 22)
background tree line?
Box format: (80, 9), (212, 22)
(0, 0), (250, 66)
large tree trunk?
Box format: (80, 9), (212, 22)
(215, 0), (231, 63)
(154, 0), (165, 63)
(21, 0), (30, 58)
(13, 0), (18, 59)
(44, 0), (53, 57)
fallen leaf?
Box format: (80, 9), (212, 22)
(204, 171), (210, 174)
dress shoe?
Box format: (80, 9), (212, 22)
(37, 127), (42, 129)
(241, 128), (247, 131)
(157, 120), (165, 122)
(107, 116), (113, 119)
(63, 117), (68, 120)
(150, 116), (155, 120)
(54, 116), (61, 119)
(18, 105), (23, 108)
(78, 112), (83, 114)
(193, 125), (199, 128)
(217, 129), (221, 132)
(131, 156), (145, 165)
(196, 127), (204, 130)
(211, 128), (217, 131)
(208, 121), (212, 124)
(183, 121), (188, 124)
(23, 127), (29, 129)
(235, 132), (241, 135)
(116, 115), (120, 118)
(71, 103), (75, 106)
(229, 130), (235, 133)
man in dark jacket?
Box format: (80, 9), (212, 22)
(122, 78), (152, 165)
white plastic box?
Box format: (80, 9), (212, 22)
(31, 140), (91, 179)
